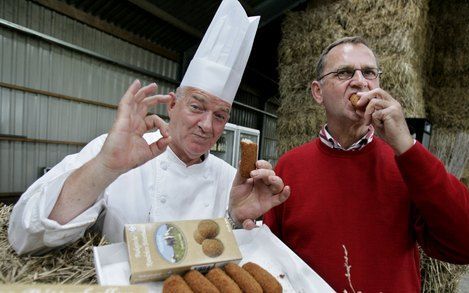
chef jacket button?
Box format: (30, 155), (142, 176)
(160, 198), (166, 204)
(161, 161), (167, 170)
(203, 173), (208, 179)
(204, 203), (209, 207)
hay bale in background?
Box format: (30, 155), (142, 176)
(424, 6), (469, 289)
(429, 129), (469, 179)
(0, 204), (106, 284)
(419, 129), (469, 292)
(277, 0), (428, 155)
(425, 0), (469, 131)
(421, 253), (468, 293)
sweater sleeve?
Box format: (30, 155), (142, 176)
(396, 142), (469, 263)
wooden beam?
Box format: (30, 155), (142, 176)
(127, 0), (202, 38)
(0, 135), (87, 146)
(31, 0), (180, 61)
(0, 80), (169, 118)
(254, 0), (308, 28)
(0, 81), (118, 109)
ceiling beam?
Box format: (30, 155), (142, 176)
(127, 0), (202, 38)
(238, 0), (255, 15)
(254, 0), (308, 28)
(31, 0), (179, 61)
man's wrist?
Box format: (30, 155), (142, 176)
(225, 209), (243, 229)
(92, 155), (124, 183)
(393, 135), (415, 156)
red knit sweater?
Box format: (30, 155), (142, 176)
(264, 138), (469, 292)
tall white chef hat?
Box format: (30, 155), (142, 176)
(180, 0), (260, 104)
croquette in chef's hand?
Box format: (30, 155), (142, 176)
(206, 267), (242, 293)
(183, 270), (220, 293)
(162, 274), (194, 293)
(224, 263), (262, 293)
(239, 140), (257, 178)
(242, 262), (282, 293)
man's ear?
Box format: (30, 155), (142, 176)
(167, 92), (177, 117)
(311, 81), (323, 105)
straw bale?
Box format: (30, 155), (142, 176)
(462, 167), (469, 187)
(277, 0), (429, 155)
(426, 86), (469, 130)
(429, 128), (469, 183)
(0, 204), (106, 284)
(420, 249), (468, 293)
(418, 128), (469, 292)
(425, 0), (469, 131)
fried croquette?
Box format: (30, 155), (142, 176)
(224, 263), (262, 293)
(242, 262), (282, 293)
(349, 93), (360, 108)
(206, 267), (242, 293)
(239, 140), (257, 178)
(202, 239), (224, 257)
(198, 220), (220, 239)
(163, 274), (194, 293)
(193, 230), (205, 244)
(183, 270), (220, 293)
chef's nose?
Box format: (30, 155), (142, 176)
(198, 112), (213, 132)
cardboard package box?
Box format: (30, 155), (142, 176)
(124, 218), (242, 283)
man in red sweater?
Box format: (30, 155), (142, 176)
(264, 36), (469, 292)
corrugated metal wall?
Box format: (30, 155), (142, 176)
(262, 117), (278, 164)
(229, 90), (262, 129)
(0, 0), (179, 196)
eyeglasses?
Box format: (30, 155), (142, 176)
(318, 68), (382, 81)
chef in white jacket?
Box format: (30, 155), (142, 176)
(8, 0), (290, 255)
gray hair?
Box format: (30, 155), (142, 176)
(175, 86), (187, 100)
(314, 36), (379, 80)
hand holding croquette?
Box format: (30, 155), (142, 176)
(230, 158), (291, 230)
(354, 88), (415, 155)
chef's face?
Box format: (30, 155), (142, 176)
(168, 86), (231, 165)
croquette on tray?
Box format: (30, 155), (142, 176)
(163, 262), (282, 293)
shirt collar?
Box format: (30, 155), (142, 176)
(166, 146), (210, 167)
(319, 124), (374, 151)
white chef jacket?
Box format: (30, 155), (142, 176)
(8, 131), (237, 255)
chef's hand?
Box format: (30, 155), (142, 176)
(96, 80), (172, 176)
(229, 160), (290, 229)
(355, 88), (414, 155)
(50, 80), (172, 224)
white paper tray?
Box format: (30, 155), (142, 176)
(93, 225), (334, 292)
